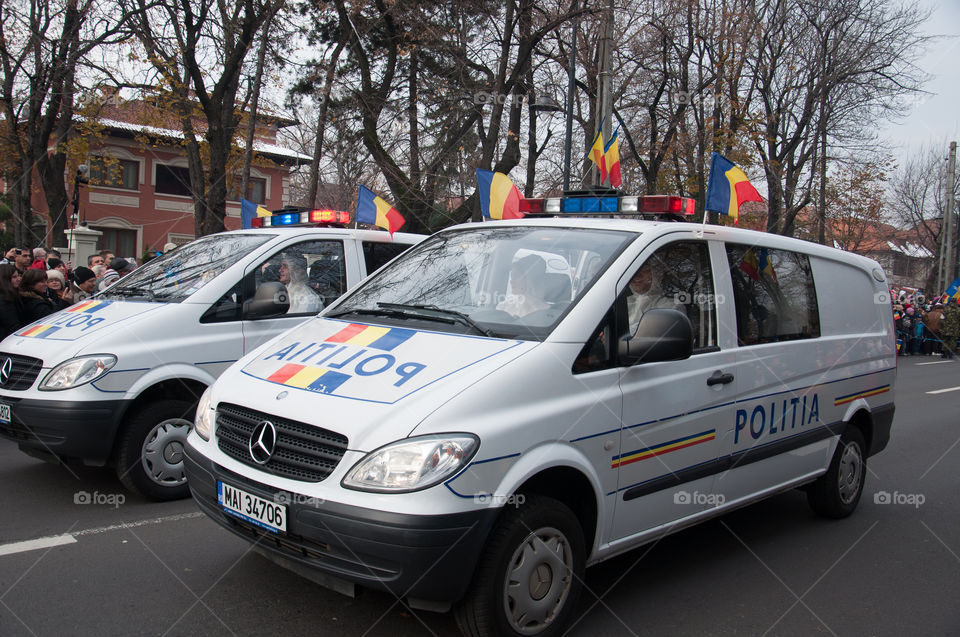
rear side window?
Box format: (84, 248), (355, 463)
(362, 241), (409, 275)
(725, 244), (820, 346)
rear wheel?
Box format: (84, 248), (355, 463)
(116, 399), (194, 501)
(455, 495), (585, 637)
(807, 427), (866, 519)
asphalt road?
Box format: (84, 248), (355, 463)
(1, 358), (958, 636)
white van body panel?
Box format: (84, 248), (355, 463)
(182, 217), (896, 612)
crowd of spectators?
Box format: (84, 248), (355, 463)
(0, 245), (144, 341)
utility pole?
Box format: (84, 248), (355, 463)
(941, 142), (957, 290)
(562, 0), (578, 192)
(948, 141), (958, 281)
(592, 0), (614, 187)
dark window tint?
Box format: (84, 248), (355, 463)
(362, 241), (409, 275)
(155, 164), (192, 196)
(725, 244), (820, 346)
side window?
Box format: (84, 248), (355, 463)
(248, 240), (345, 319)
(618, 241), (717, 352)
(573, 309), (615, 373)
(362, 241), (409, 275)
(725, 244), (820, 345)
(200, 281), (242, 323)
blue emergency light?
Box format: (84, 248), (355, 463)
(519, 194), (695, 217)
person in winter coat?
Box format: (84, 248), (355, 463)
(45, 269), (74, 309)
(0, 264), (24, 340)
(19, 269), (56, 324)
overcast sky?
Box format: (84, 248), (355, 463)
(880, 1), (960, 152)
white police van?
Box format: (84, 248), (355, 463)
(0, 210), (424, 500)
(183, 193), (896, 636)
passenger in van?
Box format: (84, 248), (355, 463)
(497, 254), (549, 318)
(279, 253), (324, 314)
(626, 259), (683, 328)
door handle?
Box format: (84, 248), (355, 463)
(707, 370), (734, 386)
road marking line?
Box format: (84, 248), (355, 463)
(916, 361), (952, 366)
(0, 534), (76, 557)
(0, 512), (205, 557)
(927, 386), (960, 395)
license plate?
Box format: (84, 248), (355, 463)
(0, 402), (10, 424)
(217, 481), (287, 533)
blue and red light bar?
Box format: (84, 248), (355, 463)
(250, 209), (352, 228)
(519, 195), (695, 217)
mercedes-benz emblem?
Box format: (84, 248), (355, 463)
(0, 358), (12, 385)
(248, 421), (277, 465)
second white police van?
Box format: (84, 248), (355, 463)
(0, 210), (424, 500)
(184, 193), (895, 637)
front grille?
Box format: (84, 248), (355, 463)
(215, 402), (348, 482)
(0, 353), (43, 391)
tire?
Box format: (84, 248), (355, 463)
(807, 427), (867, 519)
(116, 399), (195, 501)
(455, 495), (585, 637)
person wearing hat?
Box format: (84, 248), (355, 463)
(98, 257), (134, 292)
(162, 242), (177, 254)
(72, 266), (98, 302)
(45, 268), (73, 309)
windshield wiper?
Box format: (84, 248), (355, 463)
(377, 303), (493, 337)
(106, 286), (156, 301)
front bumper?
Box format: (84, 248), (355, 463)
(184, 441), (499, 604)
(0, 395), (131, 463)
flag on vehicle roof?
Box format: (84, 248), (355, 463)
(705, 152), (763, 224)
(475, 169), (524, 220)
(590, 129), (607, 184)
(241, 198), (271, 229)
(604, 127), (622, 188)
(356, 185), (405, 234)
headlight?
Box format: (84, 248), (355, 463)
(194, 387), (214, 441)
(39, 355), (117, 391)
(342, 434), (479, 493)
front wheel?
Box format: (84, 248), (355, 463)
(807, 427), (867, 519)
(455, 495), (585, 637)
(116, 399), (195, 501)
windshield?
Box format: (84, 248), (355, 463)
(330, 226), (635, 340)
(100, 234), (272, 302)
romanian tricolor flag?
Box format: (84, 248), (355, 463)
(589, 130), (607, 184)
(325, 323), (415, 351)
(66, 299), (110, 313)
(604, 127), (621, 188)
(758, 248), (776, 281)
(19, 324), (61, 338)
(266, 364), (351, 394)
(705, 152), (763, 224)
(357, 185), (405, 234)
(241, 198), (271, 229)
(739, 249), (760, 281)
(475, 169), (524, 220)
(945, 278), (960, 304)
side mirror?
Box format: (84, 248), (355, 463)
(618, 308), (693, 365)
(243, 281), (290, 319)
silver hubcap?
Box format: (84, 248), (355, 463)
(503, 526), (573, 635)
(837, 441), (863, 505)
(141, 418), (192, 486)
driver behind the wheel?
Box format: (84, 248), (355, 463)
(497, 254), (549, 318)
